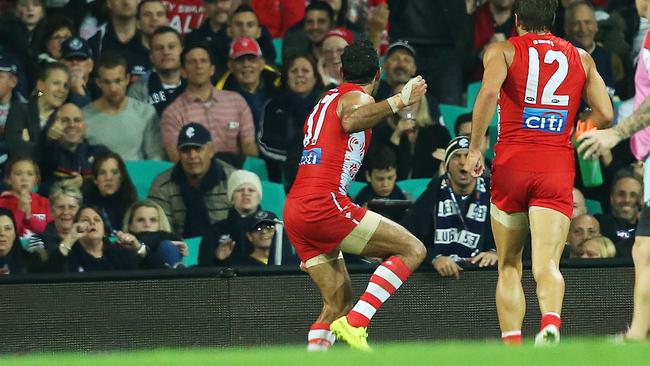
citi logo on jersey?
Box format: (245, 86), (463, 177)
(522, 107), (568, 133)
(300, 148), (322, 165)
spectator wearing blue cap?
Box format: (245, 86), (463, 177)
(61, 36), (101, 107)
(369, 41), (450, 180)
(148, 122), (235, 237)
(401, 136), (496, 279)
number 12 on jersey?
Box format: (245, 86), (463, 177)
(524, 48), (569, 107)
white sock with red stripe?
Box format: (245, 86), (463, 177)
(346, 256), (412, 328)
(307, 322), (336, 351)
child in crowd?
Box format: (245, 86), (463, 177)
(355, 145), (406, 205)
(0, 157), (52, 238)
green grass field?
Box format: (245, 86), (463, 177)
(1, 339), (648, 366)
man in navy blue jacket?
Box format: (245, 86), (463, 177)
(401, 136), (496, 278)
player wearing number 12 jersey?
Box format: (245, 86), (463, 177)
(283, 41), (427, 351)
(465, 0), (613, 346)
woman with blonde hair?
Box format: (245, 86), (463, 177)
(123, 200), (188, 268)
(571, 236), (617, 259)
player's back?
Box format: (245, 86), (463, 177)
(288, 83), (371, 198)
(496, 32), (586, 171)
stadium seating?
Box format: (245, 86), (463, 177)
(466, 81), (481, 109)
(348, 181), (367, 200)
(396, 178), (430, 200)
(439, 104), (471, 137)
(585, 199), (603, 215)
(242, 156), (270, 181)
(261, 181), (286, 218)
(182, 236), (202, 267)
(125, 160), (174, 200)
(272, 38), (283, 65)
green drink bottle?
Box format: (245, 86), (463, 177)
(576, 120), (603, 187)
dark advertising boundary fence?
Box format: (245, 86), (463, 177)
(0, 260), (634, 353)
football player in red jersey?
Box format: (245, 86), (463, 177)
(465, 0), (613, 345)
(283, 40), (427, 351)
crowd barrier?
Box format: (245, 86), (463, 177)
(0, 259), (634, 353)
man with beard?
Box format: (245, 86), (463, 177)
(596, 169), (642, 246)
(370, 40), (450, 180)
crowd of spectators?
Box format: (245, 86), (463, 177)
(0, 0), (645, 277)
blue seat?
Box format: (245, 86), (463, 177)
(272, 38), (283, 65)
(242, 156), (269, 181)
(261, 181), (286, 218)
(397, 178), (430, 201)
(348, 181), (367, 200)
(182, 236), (202, 267)
(585, 199), (603, 215)
(125, 160), (174, 200)
(466, 81), (482, 109)
(439, 104), (471, 137)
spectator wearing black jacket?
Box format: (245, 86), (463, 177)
(402, 136), (496, 279)
(258, 54), (324, 184)
(49, 205), (166, 272)
(5, 62), (70, 159)
(354, 145), (407, 222)
(37, 103), (110, 196)
(0, 208), (43, 275)
(122, 200), (189, 268)
(596, 169), (642, 246)
(198, 169), (263, 267)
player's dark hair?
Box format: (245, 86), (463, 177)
(514, 0), (558, 32)
(365, 145), (397, 172)
(305, 0), (335, 24)
(341, 40), (378, 85)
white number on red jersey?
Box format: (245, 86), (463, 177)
(524, 48), (569, 107)
(303, 92), (339, 147)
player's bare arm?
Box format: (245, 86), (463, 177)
(579, 49), (613, 129)
(338, 76), (427, 134)
(466, 41), (511, 177)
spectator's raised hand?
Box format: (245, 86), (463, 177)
(367, 3), (389, 33)
(432, 256), (463, 279)
(65, 221), (90, 243)
(216, 238), (236, 261)
(47, 119), (64, 141)
(115, 230), (143, 252)
(469, 251), (498, 267)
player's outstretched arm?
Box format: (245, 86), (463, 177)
(578, 96), (650, 159)
(580, 49), (613, 129)
(466, 41), (509, 177)
(339, 76), (427, 134)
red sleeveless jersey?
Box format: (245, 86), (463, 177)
(495, 33), (585, 172)
(288, 83), (372, 198)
